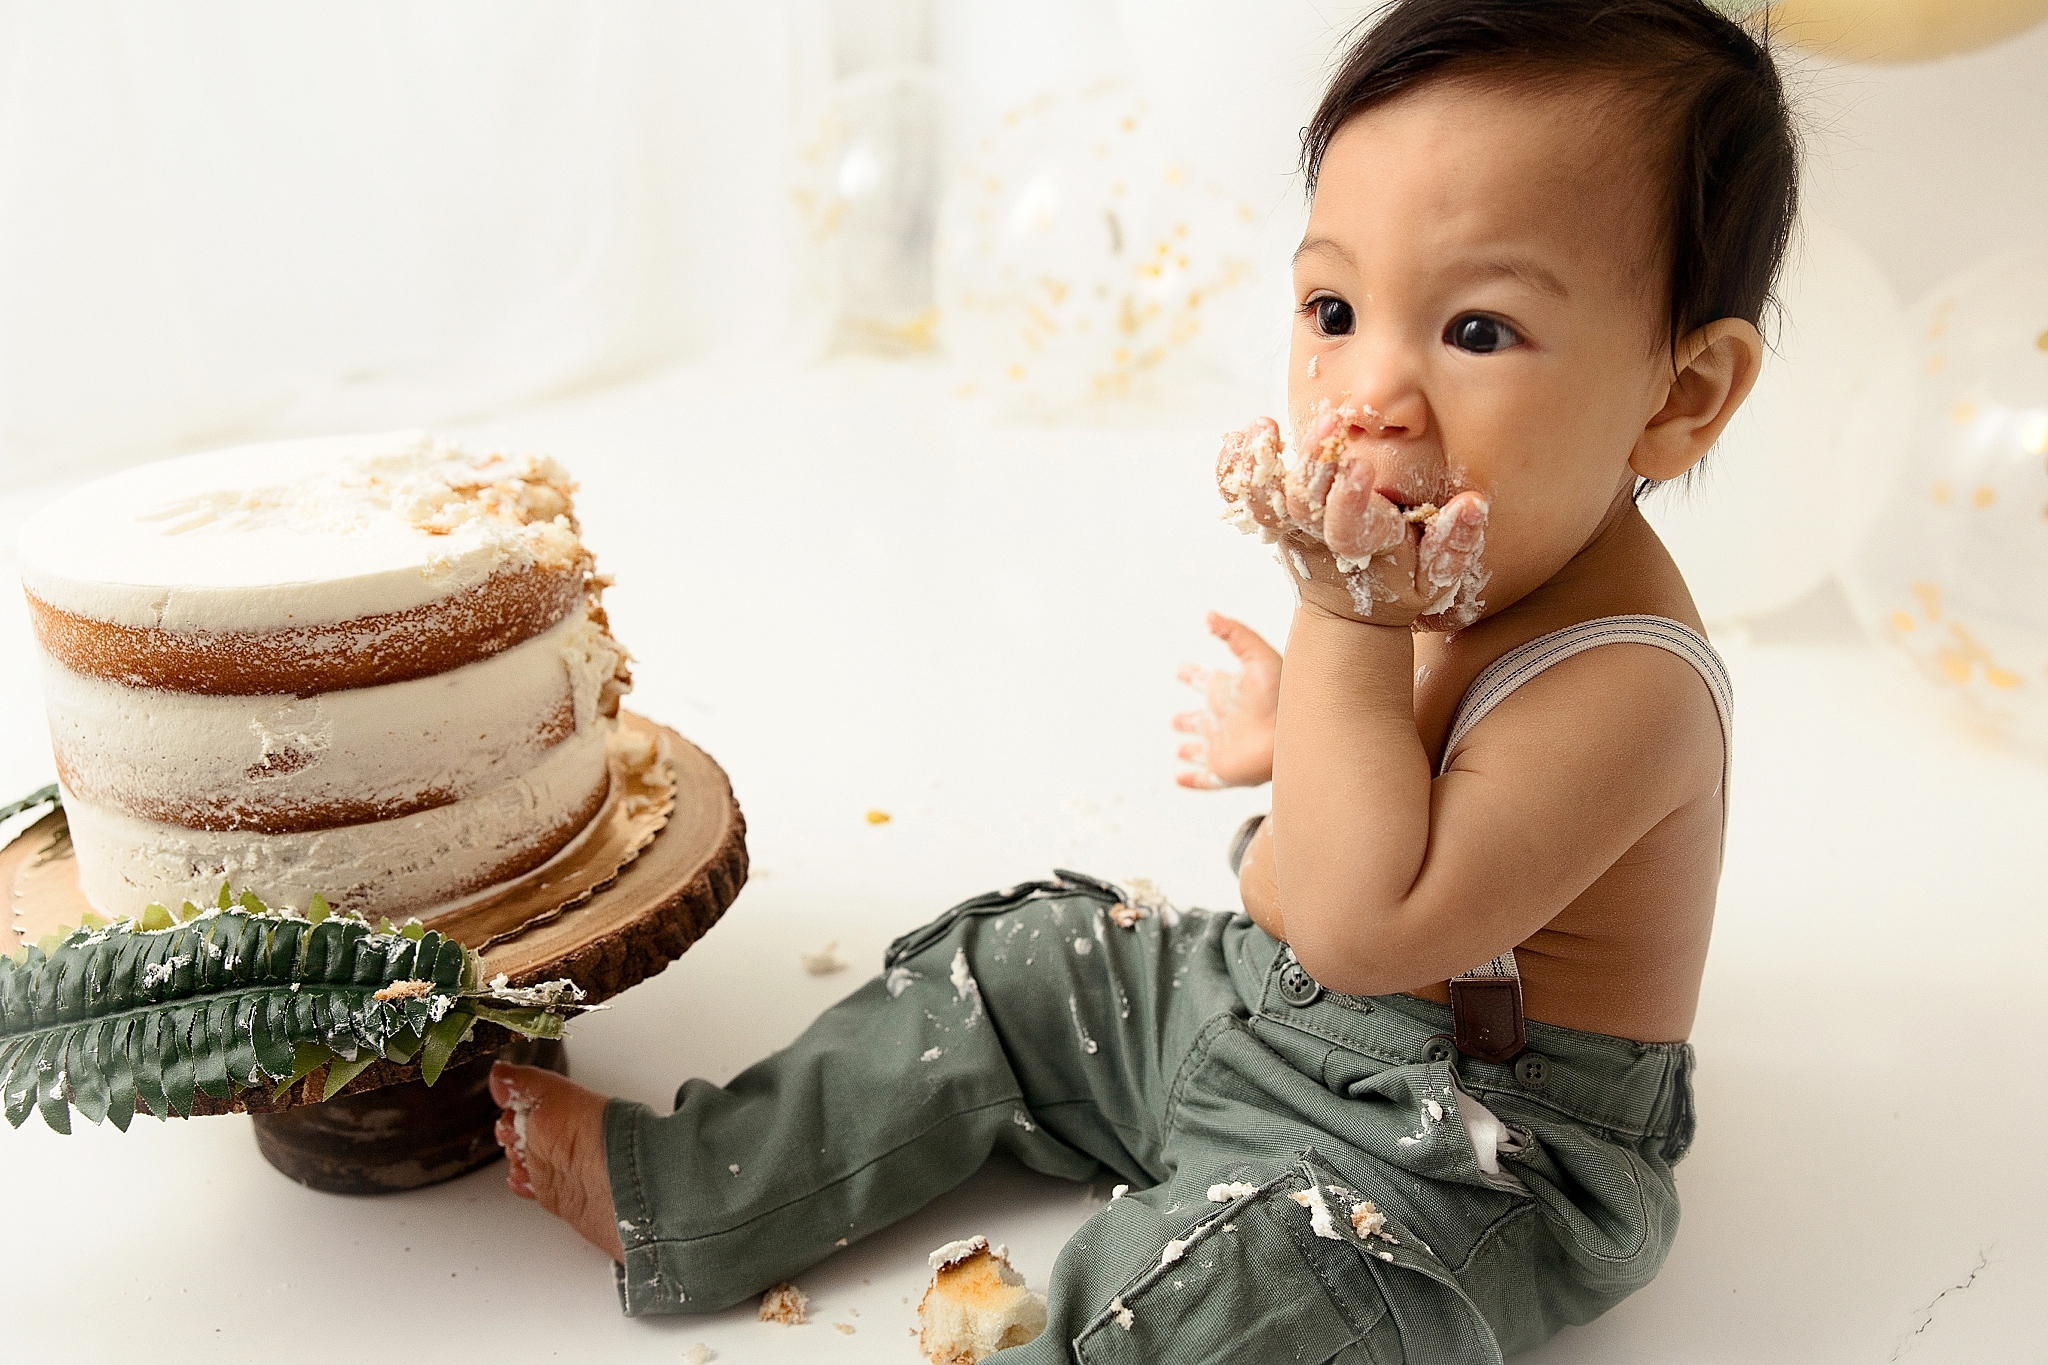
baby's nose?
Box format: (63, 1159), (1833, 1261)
(1339, 391), (1421, 442)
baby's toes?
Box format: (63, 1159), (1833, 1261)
(491, 1062), (623, 1262)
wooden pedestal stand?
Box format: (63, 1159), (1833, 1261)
(1, 713), (747, 1195)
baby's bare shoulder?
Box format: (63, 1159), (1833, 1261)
(1460, 635), (1723, 794)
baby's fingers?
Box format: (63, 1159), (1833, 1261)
(1282, 411), (1347, 530)
(1171, 710), (1206, 735)
(1324, 460), (1406, 562)
(1207, 613), (1279, 668)
(1175, 769), (1224, 791)
(1417, 492), (1489, 607)
(1220, 418), (1288, 537)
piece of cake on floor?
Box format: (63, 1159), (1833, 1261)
(16, 429), (631, 919)
(757, 1281), (809, 1325)
(917, 1237), (1048, 1364)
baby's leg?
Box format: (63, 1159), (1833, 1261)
(489, 1062), (621, 1261)
(589, 874), (1229, 1316)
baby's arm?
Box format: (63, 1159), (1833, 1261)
(1218, 418), (1719, 993)
(1273, 599), (1718, 993)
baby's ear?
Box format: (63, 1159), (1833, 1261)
(1630, 319), (1765, 482)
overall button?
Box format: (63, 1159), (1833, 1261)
(1421, 1036), (1458, 1065)
(1513, 1053), (1551, 1089)
(1277, 960), (1322, 1007)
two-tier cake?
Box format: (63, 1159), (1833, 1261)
(16, 429), (632, 919)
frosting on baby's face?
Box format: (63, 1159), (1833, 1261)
(1288, 77), (1689, 620)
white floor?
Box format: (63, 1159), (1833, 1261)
(3, 359), (2043, 1363)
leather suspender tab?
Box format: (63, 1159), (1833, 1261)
(1450, 974), (1525, 1064)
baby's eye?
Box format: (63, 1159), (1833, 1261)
(1446, 314), (1519, 354)
(1309, 296), (1355, 337)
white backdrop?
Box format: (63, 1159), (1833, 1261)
(0, 1), (2044, 484)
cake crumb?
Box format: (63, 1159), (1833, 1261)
(1110, 1184), (1130, 1200)
(1350, 1200), (1387, 1239)
(917, 1238), (1048, 1363)
(729, 1163), (741, 1175)
(1290, 1185), (1344, 1241)
(372, 978), (433, 1002)
(1206, 1181), (1258, 1202)
(758, 1281), (809, 1325)
(834, 1323), (855, 1335)
(684, 1346), (715, 1364)
(1159, 1237), (1189, 1266)
(866, 809), (893, 825)
(921, 1047), (943, 1062)
(835, 1237), (849, 1247)
(1109, 1297), (1134, 1330)
(801, 941), (849, 975)
(1107, 902), (1146, 929)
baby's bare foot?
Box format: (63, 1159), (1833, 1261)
(490, 1061), (624, 1263)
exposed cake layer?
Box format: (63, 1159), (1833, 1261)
(44, 606), (626, 834)
(63, 720), (613, 920)
(26, 564), (585, 696)
(18, 430), (612, 696)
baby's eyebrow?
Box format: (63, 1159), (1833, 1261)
(1445, 255), (1571, 302)
(1292, 235), (1355, 267)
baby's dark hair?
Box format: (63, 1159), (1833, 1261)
(1303, 0), (1799, 363)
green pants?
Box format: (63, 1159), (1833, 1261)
(605, 873), (1694, 1362)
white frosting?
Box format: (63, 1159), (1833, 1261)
(62, 720), (611, 919)
(43, 606), (622, 829)
(16, 429), (583, 631)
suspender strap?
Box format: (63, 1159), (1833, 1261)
(1448, 952), (1525, 1064)
(1443, 615), (1735, 1064)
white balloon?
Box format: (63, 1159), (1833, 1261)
(934, 81), (1258, 417)
(1642, 217), (1904, 623)
(1839, 250), (2048, 758)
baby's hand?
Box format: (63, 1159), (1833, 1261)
(1217, 411), (1491, 631)
(1173, 612), (1280, 789)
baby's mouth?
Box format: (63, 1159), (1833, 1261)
(1368, 479), (1445, 527)
(1375, 486), (1442, 525)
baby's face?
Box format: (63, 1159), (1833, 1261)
(1290, 78), (1678, 615)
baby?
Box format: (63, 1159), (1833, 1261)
(490, 1), (1795, 1358)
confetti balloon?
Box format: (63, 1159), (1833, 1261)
(1642, 218), (1904, 622)
(791, 67), (945, 354)
(1764, 0), (2048, 63)
(935, 80), (1257, 416)
(1839, 250), (2048, 756)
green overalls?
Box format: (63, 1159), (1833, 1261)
(604, 871), (1695, 1362)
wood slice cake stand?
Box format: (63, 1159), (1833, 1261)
(1, 712), (747, 1194)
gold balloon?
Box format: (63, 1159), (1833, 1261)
(1768, 0), (2048, 62)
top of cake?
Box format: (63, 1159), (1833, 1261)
(18, 429), (584, 634)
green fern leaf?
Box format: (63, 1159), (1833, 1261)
(0, 891), (593, 1133)
(319, 1052), (379, 1100)
(417, 1008), (473, 1087)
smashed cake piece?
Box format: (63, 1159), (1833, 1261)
(757, 1280), (809, 1325)
(917, 1237), (1049, 1364)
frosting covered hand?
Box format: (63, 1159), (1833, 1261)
(1217, 411), (1490, 631)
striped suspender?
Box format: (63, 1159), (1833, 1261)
(1442, 616), (1735, 1063)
